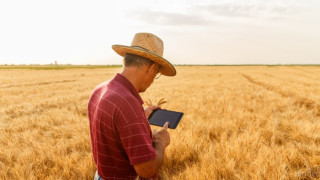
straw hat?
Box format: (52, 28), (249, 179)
(112, 32), (176, 76)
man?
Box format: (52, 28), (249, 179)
(88, 32), (177, 179)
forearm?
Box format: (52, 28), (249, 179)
(133, 143), (166, 178)
(153, 143), (166, 169)
(134, 122), (170, 178)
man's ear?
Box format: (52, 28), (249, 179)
(146, 63), (156, 74)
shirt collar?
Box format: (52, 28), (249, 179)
(113, 73), (144, 105)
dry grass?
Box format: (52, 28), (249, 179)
(0, 66), (320, 179)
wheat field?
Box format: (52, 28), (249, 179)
(0, 66), (320, 179)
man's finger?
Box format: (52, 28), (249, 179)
(163, 122), (169, 129)
(152, 105), (160, 110)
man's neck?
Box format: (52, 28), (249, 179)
(120, 67), (143, 93)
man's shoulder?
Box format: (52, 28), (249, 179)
(89, 78), (143, 116)
(91, 80), (110, 94)
(92, 80), (137, 105)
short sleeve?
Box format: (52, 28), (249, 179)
(115, 103), (156, 165)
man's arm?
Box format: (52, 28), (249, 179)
(133, 122), (170, 178)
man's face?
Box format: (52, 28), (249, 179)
(140, 63), (161, 92)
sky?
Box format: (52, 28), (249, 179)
(0, 0), (319, 65)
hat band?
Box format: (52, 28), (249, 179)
(132, 46), (152, 53)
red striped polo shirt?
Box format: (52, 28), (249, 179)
(88, 73), (157, 179)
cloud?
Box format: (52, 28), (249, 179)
(194, 4), (257, 18)
(129, 11), (215, 26)
(127, 0), (303, 27)
(191, 2), (297, 21)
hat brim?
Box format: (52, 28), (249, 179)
(112, 45), (176, 76)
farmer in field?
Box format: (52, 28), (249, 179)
(87, 32), (176, 179)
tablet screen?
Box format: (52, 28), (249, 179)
(148, 109), (184, 129)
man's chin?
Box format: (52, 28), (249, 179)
(139, 88), (147, 93)
(139, 84), (152, 93)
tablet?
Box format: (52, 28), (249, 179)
(148, 109), (184, 129)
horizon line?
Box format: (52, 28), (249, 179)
(0, 64), (320, 66)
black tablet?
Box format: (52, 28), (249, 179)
(148, 109), (184, 129)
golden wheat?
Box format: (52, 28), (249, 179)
(0, 66), (320, 179)
(145, 98), (167, 107)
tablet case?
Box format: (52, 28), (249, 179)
(148, 109), (184, 129)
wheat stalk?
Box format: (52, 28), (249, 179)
(145, 98), (167, 106)
(157, 98), (167, 106)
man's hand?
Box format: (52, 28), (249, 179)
(133, 122), (170, 178)
(153, 122), (170, 149)
(144, 105), (160, 118)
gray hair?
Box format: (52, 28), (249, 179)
(123, 53), (154, 68)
